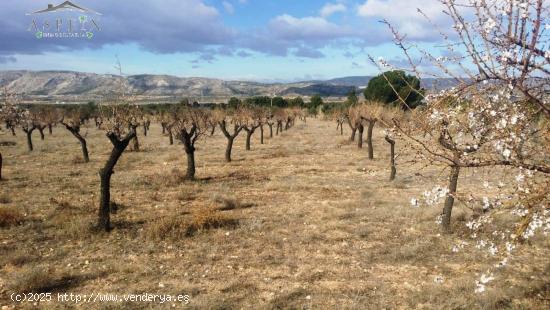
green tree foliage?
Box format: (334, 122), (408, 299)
(289, 97), (305, 107)
(228, 97), (241, 109)
(272, 96), (287, 108)
(321, 102), (346, 114)
(346, 89), (358, 106)
(307, 95), (323, 116)
(364, 70), (424, 108)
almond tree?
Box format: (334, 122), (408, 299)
(334, 110), (346, 136)
(359, 104), (382, 160)
(258, 108), (272, 144)
(348, 106), (363, 147)
(379, 107), (404, 181)
(273, 109), (287, 135)
(142, 116), (151, 137)
(265, 112), (275, 138)
(97, 104), (138, 231)
(172, 107), (210, 180)
(158, 111), (175, 145)
(60, 109), (90, 163)
(240, 107), (262, 151)
(42, 107), (59, 135)
(218, 110), (243, 162)
(129, 110), (142, 152)
(373, 0), (549, 241)
(20, 109), (40, 152)
(0, 92), (18, 180)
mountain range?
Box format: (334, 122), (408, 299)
(0, 70), (458, 102)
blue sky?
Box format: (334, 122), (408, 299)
(0, 0), (452, 81)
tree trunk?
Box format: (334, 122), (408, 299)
(98, 146), (125, 231)
(260, 125), (264, 144)
(357, 124), (364, 148)
(48, 124), (53, 135)
(385, 136), (396, 181)
(442, 165), (461, 233)
(268, 124), (273, 138)
(143, 125), (148, 137)
(340, 121), (343, 135)
(367, 120), (375, 159)
(350, 127), (356, 141)
(78, 136), (89, 163)
(225, 138), (234, 162)
(25, 131), (33, 151)
(162, 123), (166, 134)
(276, 123), (280, 135)
(168, 130), (174, 145)
(245, 130), (253, 151)
(10, 126), (15, 136)
(0, 152), (2, 180)
(38, 128), (45, 140)
(185, 147), (196, 180)
(132, 135), (140, 151)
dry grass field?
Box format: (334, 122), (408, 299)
(0, 117), (548, 309)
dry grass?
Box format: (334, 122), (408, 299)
(145, 205), (238, 240)
(0, 119), (548, 309)
(0, 206), (23, 227)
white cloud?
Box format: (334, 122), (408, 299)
(357, 0), (448, 40)
(269, 14), (352, 41)
(320, 3), (347, 18)
(222, 1), (235, 14)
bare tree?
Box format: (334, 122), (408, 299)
(240, 107), (262, 151)
(172, 107), (211, 180)
(20, 109), (39, 152)
(60, 109), (90, 163)
(218, 110), (243, 162)
(0, 90), (20, 180)
(97, 104), (138, 231)
(358, 104), (382, 160)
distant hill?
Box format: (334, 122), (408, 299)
(0, 70), (459, 101)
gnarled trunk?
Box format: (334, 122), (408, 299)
(244, 128), (255, 151)
(183, 144), (196, 180)
(268, 123), (273, 138)
(442, 165), (460, 233)
(0, 152), (3, 180)
(38, 127), (45, 140)
(48, 124), (53, 135)
(219, 121), (242, 163)
(79, 137), (89, 163)
(366, 120), (376, 159)
(131, 135), (140, 151)
(210, 124), (216, 136)
(168, 129), (174, 145)
(24, 129), (34, 151)
(225, 138), (234, 162)
(357, 124), (364, 148)
(63, 124), (89, 163)
(385, 136), (396, 181)
(98, 133), (134, 231)
(260, 125), (264, 144)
